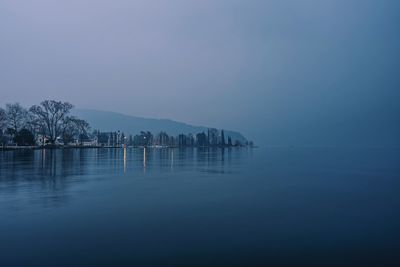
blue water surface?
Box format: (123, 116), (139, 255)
(0, 147), (399, 266)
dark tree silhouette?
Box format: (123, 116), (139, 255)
(73, 118), (90, 145)
(196, 132), (207, 147)
(227, 136), (232, 147)
(0, 108), (6, 146)
(208, 128), (219, 146)
(15, 129), (35, 146)
(61, 116), (78, 144)
(0, 107), (6, 132)
(5, 103), (27, 134)
(221, 130), (226, 147)
(121, 132), (125, 145)
(29, 100), (74, 144)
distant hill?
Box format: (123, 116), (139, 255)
(72, 109), (247, 143)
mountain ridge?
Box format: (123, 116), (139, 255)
(72, 109), (247, 143)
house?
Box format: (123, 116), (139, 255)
(36, 134), (50, 146)
(81, 135), (98, 146)
(55, 137), (64, 146)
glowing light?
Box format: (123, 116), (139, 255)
(123, 147), (127, 173)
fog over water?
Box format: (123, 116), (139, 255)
(1, 0), (399, 146)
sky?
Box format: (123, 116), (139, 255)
(1, 0), (399, 146)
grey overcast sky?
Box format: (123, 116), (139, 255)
(1, 0), (399, 146)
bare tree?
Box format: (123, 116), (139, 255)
(0, 107), (6, 132)
(5, 103), (27, 134)
(72, 118), (90, 145)
(57, 116), (91, 145)
(24, 111), (40, 134)
(61, 116), (79, 145)
(29, 100), (74, 144)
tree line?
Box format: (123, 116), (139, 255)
(1, 100), (252, 148)
(95, 129), (250, 148)
(0, 100), (90, 146)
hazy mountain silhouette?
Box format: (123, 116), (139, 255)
(72, 109), (247, 143)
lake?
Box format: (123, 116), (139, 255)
(0, 147), (399, 266)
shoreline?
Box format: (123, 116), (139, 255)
(0, 145), (254, 151)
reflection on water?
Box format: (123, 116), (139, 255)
(0, 147), (242, 175)
(1, 147), (399, 267)
(123, 147), (127, 173)
(0, 147), (247, 207)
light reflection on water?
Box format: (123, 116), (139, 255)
(0, 147), (246, 207)
(0, 147), (399, 267)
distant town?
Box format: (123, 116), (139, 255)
(0, 100), (253, 149)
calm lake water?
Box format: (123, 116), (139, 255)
(0, 147), (399, 266)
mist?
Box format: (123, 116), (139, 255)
(1, 0), (399, 146)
